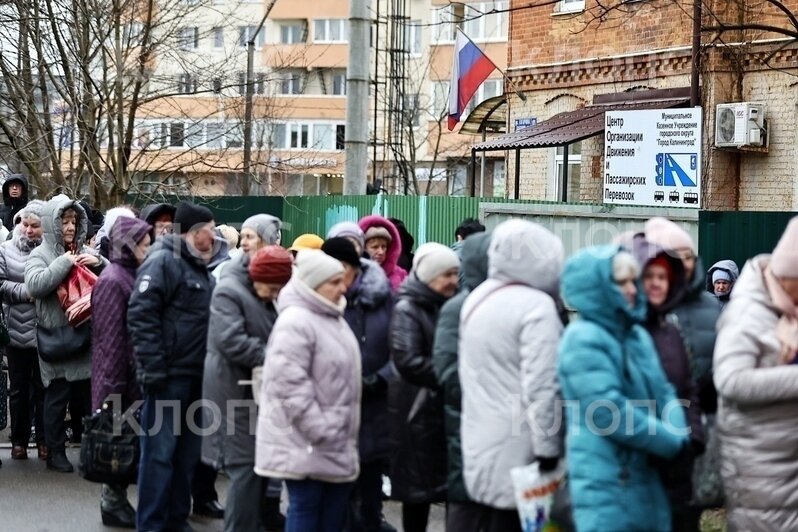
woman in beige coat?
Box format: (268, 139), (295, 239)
(714, 216), (798, 531)
(255, 249), (361, 532)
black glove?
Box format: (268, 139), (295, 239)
(536, 456), (559, 473)
(362, 374), (388, 399)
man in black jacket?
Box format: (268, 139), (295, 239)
(128, 201), (215, 532)
(0, 174), (29, 231)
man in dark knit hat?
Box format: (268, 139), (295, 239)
(127, 201), (216, 531)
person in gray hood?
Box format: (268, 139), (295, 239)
(706, 259), (739, 310)
(432, 232), (490, 530)
(459, 219), (565, 531)
(0, 200), (47, 461)
(24, 196), (106, 473)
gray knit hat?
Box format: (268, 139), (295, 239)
(16, 199), (46, 223)
(294, 249), (344, 290)
(242, 214), (282, 246)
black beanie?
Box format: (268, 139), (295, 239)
(174, 201), (214, 234)
(322, 237), (361, 269)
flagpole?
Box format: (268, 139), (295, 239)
(456, 28), (527, 102)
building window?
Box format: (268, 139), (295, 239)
(176, 73), (197, 94)
(205, 122), (224, 148)
(449, 164), (468, 196)
(211, 78), (222, 94)
(463, 1), (508, 41)
(433, 81), (450, 117)
(405, 20), (422, 55)
(213, 27), (224, 48)
(178, 27), (199, 50)
(279, 70), (304, 95)
(226, 123), (243, 148)
(431, 4), (460, 42)
(169, 123), (185, 147)
(123, 22), (144, 44)
(403, 94), (421, 128)
(313, 19), (347, 43)
(238, 26), (265, 48)
(313, 124), (333, 149)
(336, 125), (345, 150)
(557, 0), (585, 12)
(290, 124), (310, 148)
(236, 72), (267, 95)
(465, 78), (502, 115)
(332, 70), (346, 95)
(553, 143), (581, 201)
(279, 22), (305, 44)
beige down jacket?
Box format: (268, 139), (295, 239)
(255, 276), (361, 483)
(714, 255), (798, 531)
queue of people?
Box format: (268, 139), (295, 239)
(0, 182), (797, 532)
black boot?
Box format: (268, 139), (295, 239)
(261, 496), (286, 531)
(46, 449), (74, 473)
(192, 500), (224, 519)
(101, 505), (136, 529)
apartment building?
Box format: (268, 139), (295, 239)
(126, 0), (510, 197)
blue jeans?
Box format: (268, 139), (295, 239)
(136, 377), (203, 532)
(286, 479), (354, 532)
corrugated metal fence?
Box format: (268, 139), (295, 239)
(156, 194), (794, 265)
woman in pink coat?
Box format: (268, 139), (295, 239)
(255, 249), (361, 532)
(358, 215), (408, 292)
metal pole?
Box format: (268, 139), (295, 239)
(690, 0), (701, 106)
(514, 148), (520, 199)
(470, 148), (477, 197)
(562, 143), (569, 202)
(242, 0), (277, 196)
(479, 129), (486, 197)
(344, 0), (370, 195)
(371, 0), (380, 188)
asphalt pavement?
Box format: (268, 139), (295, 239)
(0, 439), (444, 532)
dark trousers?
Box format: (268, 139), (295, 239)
(348, 460), (386, 532)
(136, 377), (202, 532)
(402, 503), (431, 532)
(43, 378), (90, 452)
(447, 501), (489, 532)
(192, 461), (219, 504)
(285, 479), (354, 532)
(5, 347), (44, 446)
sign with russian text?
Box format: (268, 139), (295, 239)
(603, 108), (702, 208)
(515, 117), (537, 131)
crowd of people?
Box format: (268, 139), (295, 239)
(1, 171), (797, 532)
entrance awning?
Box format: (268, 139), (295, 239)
(473, 96), (690, 151)
(459, 95), (507, 135)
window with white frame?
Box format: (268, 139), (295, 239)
(313, 124), (333, 149)
(403, 94), (421, 128)
(431, 5), (459, 42)
(465, 78), (502, 115)
(205, 122), (225, 148)
(557, 0), (586, 13)
(236, 72), (267, 95)
(176, 73), (198, 94)
(463, 1), (508, 41)
(432, 81), (450, 118)
(279, 70), (304, 95)
(290, 124), (310, 148)
(238, 26), (265, 48)
(226, 123), (244, 148)
(450, 164), (468, 196)
(213, 27), (224, 48)
(184, 122), (204, 148)
(552, 143), (581, 201)
(169, 123), (185, 147)
(331, 70), (346, 95)
(178, 27), (199, 50)
(271, 122), (345, 150)
(280, 22), (305, 44)
(313, 19), (347, 43)
(493, 160), (506, 197)
(405, 20), (422, 55)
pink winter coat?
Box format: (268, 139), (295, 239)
(358, 215), (408, 292)
(255, 276), (362, 483)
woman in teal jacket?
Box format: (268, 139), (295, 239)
(558, 245), (690, 531)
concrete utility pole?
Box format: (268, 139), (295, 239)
(344, 0), (370, 195)
(243, 0), (278, 196)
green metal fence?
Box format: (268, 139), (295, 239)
(697, 211), (796, 270)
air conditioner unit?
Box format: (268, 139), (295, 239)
(715, 102), (767, 148)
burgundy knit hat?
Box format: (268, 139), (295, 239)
(248, 246), (293, 284)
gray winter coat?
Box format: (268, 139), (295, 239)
(459, 220), (565, 509)
(24, 198), (105, 387)
(202, 254), (278, 469)
(714, 255), (798, 531)
(0, 228), (39, 349)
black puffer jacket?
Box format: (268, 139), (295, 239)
(388, 275), (449, 503)
(432, 233), (490, 503)
(0, 174), (29, 231)
(127, 234), (214, 388)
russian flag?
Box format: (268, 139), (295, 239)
(448, 29), (497, 131)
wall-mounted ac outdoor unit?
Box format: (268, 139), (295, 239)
(715, 102), (767, 148)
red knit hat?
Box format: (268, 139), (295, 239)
(248, 246), (293, 284)
(646, 255), (674, 284)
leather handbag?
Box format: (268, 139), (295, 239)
(78, 402), (140, 484)
(36, 321), (91, 363)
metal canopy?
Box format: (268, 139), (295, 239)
(472, 97), (690, 151)
(459, 95), (507, 135)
